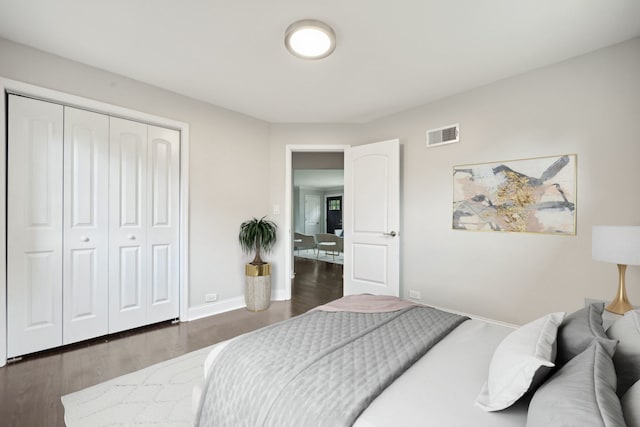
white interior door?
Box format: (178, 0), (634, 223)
(343, 139), (400, 296)
(7, 95), (64, 357)
(63, 107), (109, 344)
(146, 125), (180, 324)
(304, 194), (321, 236)
(109, 117), (148, 333)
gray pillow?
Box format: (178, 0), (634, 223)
(607, 309), (640, 396)
(527, 341), (625, 427)
(622, 380), (640, 427)
(556, 302), (616, 366)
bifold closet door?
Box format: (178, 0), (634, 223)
(109, 119), (180, 332)
(146, 125), (180, 324)
(62, 107), (109, 344)
(7, 95), (64, 358)
(109, 117), (148, 333)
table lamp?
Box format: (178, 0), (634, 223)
(592, 225), (640, 314)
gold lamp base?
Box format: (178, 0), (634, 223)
(606, 264), (634, 315)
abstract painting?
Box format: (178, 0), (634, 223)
(453, 154), (576, 234)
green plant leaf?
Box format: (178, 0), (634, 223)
(238, 216), (278, 264)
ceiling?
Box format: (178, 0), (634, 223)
(0, 1), (638, 123)
(294, 170), (343, 190)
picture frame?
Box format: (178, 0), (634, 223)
(452, 154), (577, 235)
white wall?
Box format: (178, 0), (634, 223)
(2, 36), (638, 327)
(270, 38), (640, 324)
(293, 187), (302, 234)
(0, 38), (271, 309)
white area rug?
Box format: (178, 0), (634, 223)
(61, 345), (214, 426)
(295, 249), (344, 265)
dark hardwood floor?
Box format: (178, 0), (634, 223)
(0, 258), (342, 427)
(291, 256), (343, 311)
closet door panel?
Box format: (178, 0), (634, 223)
(63, 107), (109, 344)
(151, 244), (171, 303)
(109, 117), (148, 333)
(147, 126), (180, 323)
(119, 246), (143, 308)
(7, 95), (64, 357)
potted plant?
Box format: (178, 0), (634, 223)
(239, 216), (278, 311)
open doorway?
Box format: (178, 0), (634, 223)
(288, 149), (345, 307)
(285, 140), (400, 302)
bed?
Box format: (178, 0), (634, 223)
(193, 295), (639, 427)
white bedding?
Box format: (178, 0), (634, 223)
(355, 319), (528, 427)
(196, 318), (529, 427)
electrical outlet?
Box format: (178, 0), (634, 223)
(205, 293), (218, 303)
(409, 290), (421, 300)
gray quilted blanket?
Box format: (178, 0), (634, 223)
(195, 306), (467, 427)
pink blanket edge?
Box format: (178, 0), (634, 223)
(312, 294), (416, 313)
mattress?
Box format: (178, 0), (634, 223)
(196, 317), (528, 426)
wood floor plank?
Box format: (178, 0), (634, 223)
(0, 258), (342, 427)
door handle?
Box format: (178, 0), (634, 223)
(128, 235), (136, 240)
(81, 236), (90, 242)
(383, 231), (397, 237)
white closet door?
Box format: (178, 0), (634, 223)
(7, 95), (64, 357)
(63, 107), (109, 344)
(146, 125), (180, 323)
(109, 117), (148, 333)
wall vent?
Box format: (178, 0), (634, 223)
(426, 124), (459, 148)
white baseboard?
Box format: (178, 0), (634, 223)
(415, 300), (519, 329)
(272, 288), (290, 301)
(187, 290), (291, 322)
(187, 296), (246, 321)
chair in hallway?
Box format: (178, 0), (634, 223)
(315, 233), (343, 260)
(294, 232), (316, 255)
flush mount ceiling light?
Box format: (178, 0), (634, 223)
(285, 19), (336, 60)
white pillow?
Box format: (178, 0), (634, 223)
(476, 312), (565, 411)
(607, 309), (640, 396)
(622, 380), (640, 427)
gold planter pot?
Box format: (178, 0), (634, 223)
(245, 263), (271, 312)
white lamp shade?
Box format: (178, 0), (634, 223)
(592, 225), (640, 266)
